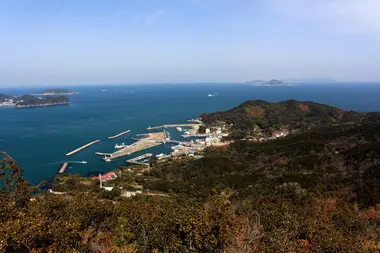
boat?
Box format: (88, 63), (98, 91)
(80, 161), (87, 164)
(104, 156), (111, 162)
(156, 153), (165, 158)
(114, 143), (127, 149)
(176, 127), (183, 132)
(101, 89), (108, 92)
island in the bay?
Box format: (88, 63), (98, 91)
(246, 79), (293, 86)
(31, 89), (78, 95)
(0, 93), (70, 108)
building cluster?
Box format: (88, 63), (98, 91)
(0, 98), (17, 107)
(171, 125), (230, 156)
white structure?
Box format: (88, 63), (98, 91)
(123, 190), (142, 198)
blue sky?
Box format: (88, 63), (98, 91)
(1, 0), (380, 86)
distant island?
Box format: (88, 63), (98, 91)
(31, 89), (78, 96)
(246, 80), (266, 84)
(246, 79), (293, 86)
(0, 93), (70, 108)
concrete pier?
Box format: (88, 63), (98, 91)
(101, 132), (165, 161)
(108, 130), (131, 139)
(66, 140), (101, 156)
(58, 162), (69, 174)
(105, 141), (161, 160)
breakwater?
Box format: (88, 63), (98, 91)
(66, 140), (101, 156)
(147, 124), (201, 130)
(108, 130), (131, 139)
(58, 162), (69, 174)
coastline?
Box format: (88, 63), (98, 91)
(15, 102), (71, 108)
(30, 92), (78, 96)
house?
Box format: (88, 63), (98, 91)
(92, 171), (117, 181)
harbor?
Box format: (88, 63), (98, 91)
(59, 119), (230, 175)
(108, 130), (131, 139)
(66, 140), (101, 156)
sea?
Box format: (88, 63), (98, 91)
(1, 82), (380, 186)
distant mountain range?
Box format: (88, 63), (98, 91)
(246, 78), (337, 85)
(246, 79), (292, 86)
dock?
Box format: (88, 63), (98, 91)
(167, 140), (182, 144)
(126, 153), (153, 166)
(147, 124), (201, 130)
(66, 140), (101, 156)
(108, 130), (131, 139)
(95, 152), (111, 156)
(58, 162), (69, 174)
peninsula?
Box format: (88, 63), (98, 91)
(31, 89), (78, 96)
(0, 93), (70, 108)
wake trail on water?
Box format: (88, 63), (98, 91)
(47, 161), (87, 165)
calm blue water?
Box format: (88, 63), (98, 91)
(1, 83), (380, 185)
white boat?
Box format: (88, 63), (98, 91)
(156, 153), (165, 158)
(208, 93), (218, 97)
(114, 143), (127, 149)
(80, 161), (87, 164)
(101, 89), (108, 92)
(104, 156), (111, 162)
(176, 127), (183, 132)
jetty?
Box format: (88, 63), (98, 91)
(58, 162), (69, 174)
(108, 130), (131, 139)
(66, 140), (101, 156)
(105, 140), (162, 160)
(126, 153), (153, 166)
(147, 124), (201, 130)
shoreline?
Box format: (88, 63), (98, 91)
(15, 102), (71, 108)
(30, 92), (78, 96)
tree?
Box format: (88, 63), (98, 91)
(149, 154), (158, 167)
(198, 125), (207, 134)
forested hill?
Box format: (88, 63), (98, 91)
(201, 99), (366, 138)
(2, 100), (380, 252)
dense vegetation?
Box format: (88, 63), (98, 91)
(16, 95), (70, 107)
(1, 100), (380, 252)
(0, 93), (70, 107)
(36, 89), (75, 94)
(0, 94), (15, 103)
(201, 100), (366, 139)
